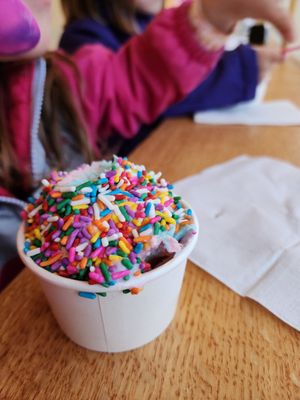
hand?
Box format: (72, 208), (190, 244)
(193, 0), (295, 43)
(254, 46), (284, 82)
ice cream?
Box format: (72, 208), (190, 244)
(22, 156), (196, 293)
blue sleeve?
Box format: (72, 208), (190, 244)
(164, 44), (259, 117)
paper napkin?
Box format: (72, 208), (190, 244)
(174, 156), (300, 330)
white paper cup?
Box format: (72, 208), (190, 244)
(17, 205), (198, 353)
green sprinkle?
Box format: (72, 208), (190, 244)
(160, 226), (166, 232)
(140, 193), (147, 200)
(119, 206), (130, 222)
(109, 240), (118, 247)
(154, 222), (160, 235)
(62, 192), (76, 199)
(101, 282), (110, 288)
(122, 258), (133, 270)
(76, 181), (93, 191)
(87, 259), (93, 267)
(65, 227), (75, 236)
(100, 262), (111, 282)
(74, 209), (80, 215)
(117, 249), (127, 257)
(78, 268), (89, 279)
(97, 292), (107, 297)
(65, 205), (72, 216)
(33, 239), (42, 247)
(32, 254), (41, 261)
(48, 198), (56, 206)
(56, 198), (70, 210)
(123, 289), (130, 294)
(123, 275), (130, 281)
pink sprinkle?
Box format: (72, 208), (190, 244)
(112, 270), (130, 280)
(89, 272), (104, 283)
(150, 216), (161, 224)
(90, 246), (105, 259)
(69, 247), (76, 263)
(164, 199), (173, 207)
(67, 265), (78, 274)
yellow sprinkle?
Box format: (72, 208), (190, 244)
(109, 255), (122, 262)
(91, 231), (100, 243)
(33, 228), (41, 240)
(132, 219), (142, 227)
(119, 240), (130, 255)
(112, 214), (119, 224)
(72, 204), (89, 210)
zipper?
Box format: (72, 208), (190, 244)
(31, 57), (47, 182)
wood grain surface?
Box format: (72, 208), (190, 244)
(1, 61), (300, 400)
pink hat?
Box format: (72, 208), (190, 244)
(0, 0), (40, 56)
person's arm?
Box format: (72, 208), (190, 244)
(164, 45), (258, 116)
(58, 3), (225, 142)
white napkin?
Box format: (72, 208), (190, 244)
(194, 100), (300, 126)
(174, 156), (300, 330)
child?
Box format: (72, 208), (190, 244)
(60, 0), (283, 116)
(0, 0), (294, 289)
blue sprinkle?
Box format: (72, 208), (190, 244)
(93, 238), (101, 248)
(134, 243), (143, 254)
(137, 171), (142, 178)
(108, 280), (116, 286)
(145, 202), (152, 216)
(78, 292), (97, 300)
(139, 223), (152, 233)
(100, 208), (111, 217)
(167, 184), (174, 190)
(187, 209), (192, 216)
(98, 178), (108, 184)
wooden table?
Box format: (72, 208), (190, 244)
(1, 61), (300, 400)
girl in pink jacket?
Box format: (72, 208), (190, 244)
(0, 0), (294, 288)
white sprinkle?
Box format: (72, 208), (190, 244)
(102, 237), (109, 247)
(70, 198), (91, 206)
(80, 187), (93, 194)
(26, 248), (41, 257)
(116, 178), (124, 188)
(54, 238), (60, 243)
(47, 216), (59, 222)
(97, 184), (109, 193)
(76, 242), (89, 252)
(78, 251), (84, 257)
(140, 228), (153, 237)
(93, 203), (100, 220)
(174, 208), (185, 215)
(41, 179), (50, 186)
(40, 224), (51, 236)
(132, 229), (139, 238)
(28, 204), (42, 218)
(107, 233), (122, 242)
(55, 185), (77, 193)
(89, 266), (95, 272)
(98, 194), (114, 210)
(113, 206), (126, 222)
(102, 221), (110, 229)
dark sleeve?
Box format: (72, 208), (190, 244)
(164, 45), (258, 117)
(60, 19), (122, 53)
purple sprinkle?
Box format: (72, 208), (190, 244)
(75, 254), (83, 261)
(106, 170), (116, 178)
(58, 218), (64, 229)
(129, 252), (137, 263)
(52, 230), (61, 240)
(125, 205), (135, 218)
(108, 228), (117, 236)
(84, 244), (92, 257)
(62, 257), (69, 266)
(44, 250), (52, 258)
(109, 219), (117, 230)
(73, 222), (83, 229)
(66, 229), (79, 250)
(106, 247), (117, 256)
(51, 261), (62, 272)
(88, 206), (93, 216)
(80, 216), (92, 223)
(82, 227), (92, 239)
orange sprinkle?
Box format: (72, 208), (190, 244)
(133, 236), (152, 243)
(131, 287), (143, 295)
(62, 217), (73, 231)
(133, 270), (141, 277)
(87, 224), (98, 235)
(97, 199), (105, 210)
(72, 194), (84, 201)
(80, 257), (88, 269)
(50, 191), (63, 198)
(60, 236), (68, 246)
(40, 253), (62, 267)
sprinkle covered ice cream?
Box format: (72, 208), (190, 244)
(22, 157), (196, 292)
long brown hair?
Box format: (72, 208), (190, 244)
(61, 0), (139, 35)
(0, 53), (94, 199)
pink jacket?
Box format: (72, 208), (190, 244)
(0, 2), (222, 284)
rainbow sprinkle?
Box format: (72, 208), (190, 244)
(22, 156), (196, 288)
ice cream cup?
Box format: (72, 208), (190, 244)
(17, 203), (198, 353)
